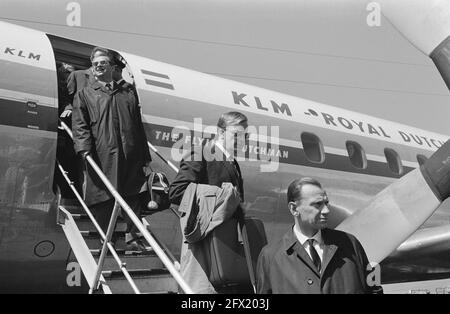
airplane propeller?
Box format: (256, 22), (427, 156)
(378, 0), (450, 90)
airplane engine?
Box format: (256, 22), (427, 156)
(338, 139), (450, 264)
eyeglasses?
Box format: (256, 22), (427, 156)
(92, 60), (110, 67)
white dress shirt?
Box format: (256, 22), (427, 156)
(293, 226), (324, 263)
(214, 140), (232, 161)
(97, 80), (114, 89)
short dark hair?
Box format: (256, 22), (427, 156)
(217, 111), (248, 129)
(287, 177), (322, 204)
(90, 47), (114, 63)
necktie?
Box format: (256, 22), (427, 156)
(232, 159), (244, 201)
(232, 159), (242, 181)
(307, 239), (321, 272)
(105, 83), (112, 91)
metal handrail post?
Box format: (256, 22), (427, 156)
(60, 121), (193, 294)
(90, 201), (125, 293)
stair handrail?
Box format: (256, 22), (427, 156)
(60, 121), (194, 294)
(57, 161), (140, 293)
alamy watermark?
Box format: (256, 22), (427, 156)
(366, 2), (381, 27)
(66, 261), (81, 287)
(168, 118), (281, 173)
(66, 2), (81, 27)
(366, 262), (381, 287)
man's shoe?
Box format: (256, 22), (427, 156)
(125, 238), (152, 253)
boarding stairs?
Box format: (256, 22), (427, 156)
(56, 121), (192, 294)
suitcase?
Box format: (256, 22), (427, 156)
(207, 216), (267, 289)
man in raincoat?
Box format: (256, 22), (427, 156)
(72, 47), (151, 250)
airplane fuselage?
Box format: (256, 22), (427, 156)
(0, 21), (449, 292)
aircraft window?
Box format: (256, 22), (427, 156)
(417, 154), (428, 166)
(301, 132), (325, 163)
(346, 141), (367, 169)
(384, 148), (403, 175)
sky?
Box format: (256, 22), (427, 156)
(1, 0), (449, 135)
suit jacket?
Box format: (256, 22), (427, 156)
(256, 228), (383, 294)
(169, 141), (244, 206)
(67, 69), (95, 96)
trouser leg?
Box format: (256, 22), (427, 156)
(122, 193), (144, 242)
(91, 199), (116, 237)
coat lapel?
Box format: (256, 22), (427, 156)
(283, 229), (320, 278)
(91, 80), (116, 95)
(223, 160), (238, 184)
(292, 242), (321, 277)
(321, 229), (338, 275)
(91, 80), (103, 91)
(212, 142), (238, 185)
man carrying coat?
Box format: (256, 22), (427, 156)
(169, 111), (249, 293)
(72, 47), (151, 250)
(256, 177), (383, 294)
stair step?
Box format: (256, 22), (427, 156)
(105, 271), (179, 294)
(80, 230), (126, 238)
(96, 253), (165, 271)
(60, 198), (82, 207)
(90, 247), (157, 257)
(90, 248), (127, 256)
(60, 203), (85, 215)
(72, 213), (89, 220)
(102, 268), (165, 278)
(76, 219), (128, 233)
(82, 235), (127, 250)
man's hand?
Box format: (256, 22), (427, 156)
(143, 161), (152, 176)
(221, 182), (234, 190)
(79, 151), (90, 160)
(60, 109), (72, 118)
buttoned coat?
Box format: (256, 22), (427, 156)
(256, 228), (383, 294)
(72, 80), (151, 205)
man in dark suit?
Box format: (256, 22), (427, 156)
(169, 111), (248, 293)
(256, 177), (383, 294)
(169, 111), (247, 205)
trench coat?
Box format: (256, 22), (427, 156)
(178, 182), (241, 293)
(72, 80), (151, 206)
(256, 228), (383, 294)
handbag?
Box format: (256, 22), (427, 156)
(141, 171), (171, 215)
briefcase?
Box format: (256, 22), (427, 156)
(207, 216), (267, 289)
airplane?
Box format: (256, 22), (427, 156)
(1, 0), (450, 293)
